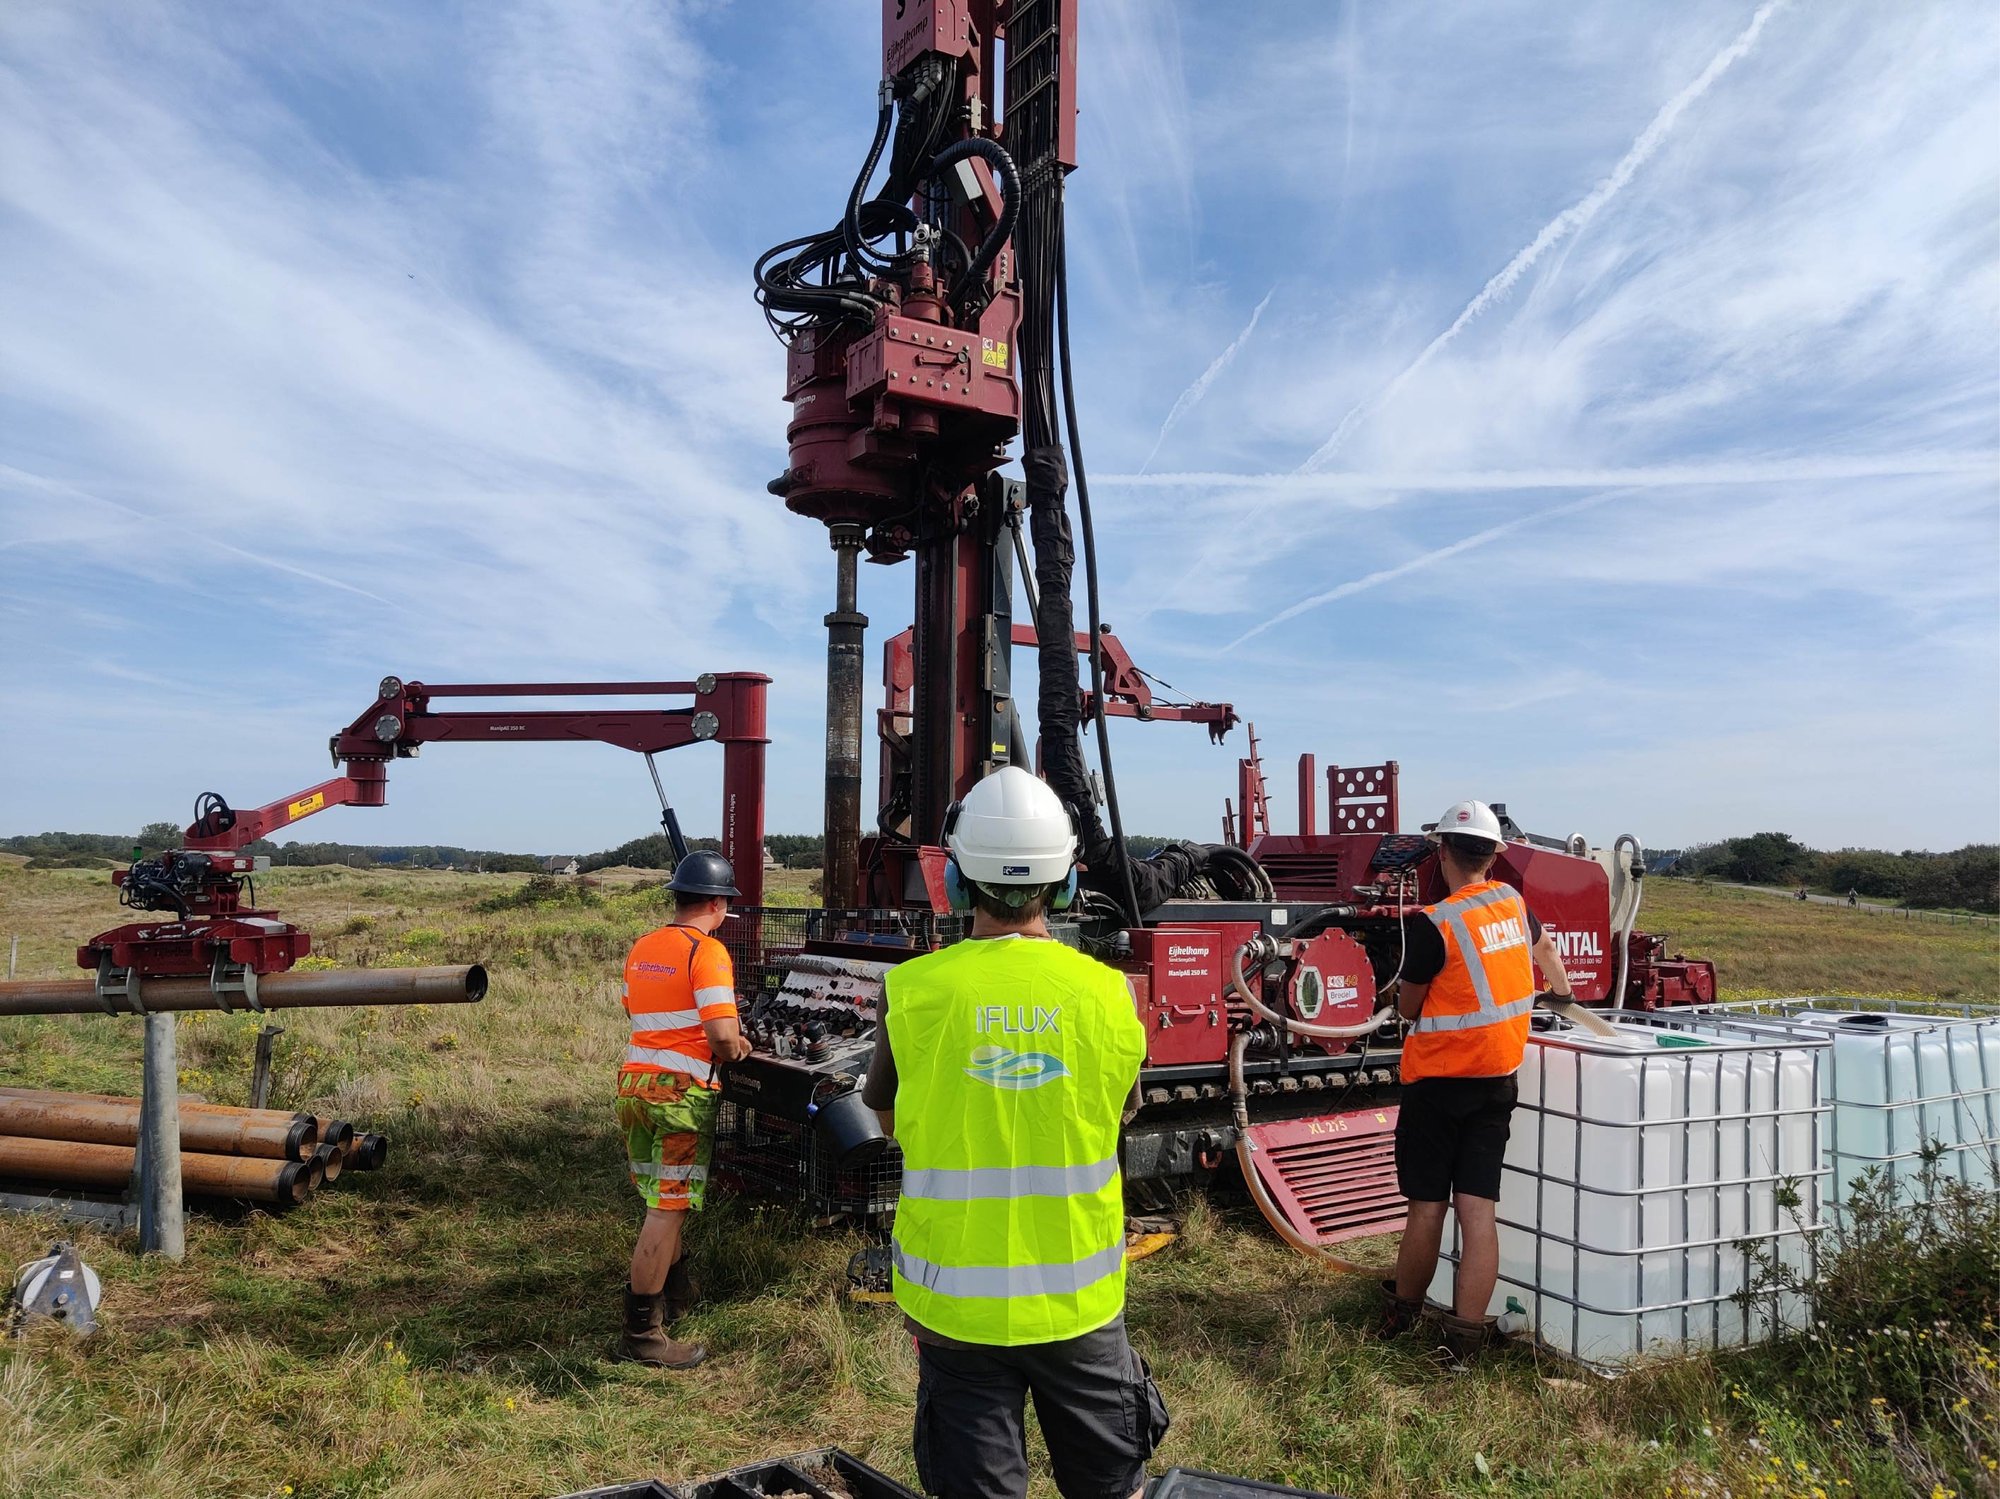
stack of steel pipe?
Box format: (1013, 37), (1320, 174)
(0, 1089), (391, 1207)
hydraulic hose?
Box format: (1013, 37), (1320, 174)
(1228, 1034), (1387, 1275)
(1610, 834), (1644, 1011)
(1229, 942), (1398, 1041)
(844, 90), (899, 273)
(926, 138), (1020, 308)
(1055, 227), (1142, 926)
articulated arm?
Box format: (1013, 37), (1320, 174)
(180, 673), (772, 905)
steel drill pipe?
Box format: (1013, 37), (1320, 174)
(307, 1141), (345, 1185)
(0, 1135), (318, 1204)
(0, 964), (487, 1018)
(0, 1095), (315, 1161)
(312, 1118), (356, 1153)
(349, 1132), (388, 1170)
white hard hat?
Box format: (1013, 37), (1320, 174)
(1427, 799), (1505, 849)
(944, 766), (1078, 886)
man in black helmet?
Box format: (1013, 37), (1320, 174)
(613, 850), (751, 1367)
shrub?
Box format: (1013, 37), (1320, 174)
(1732, 1146), (2000, 1490)
(477, 875), (600, 913)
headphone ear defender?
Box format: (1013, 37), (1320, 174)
(1051, 868), (1079, 911)
(943, 859), (973, 912)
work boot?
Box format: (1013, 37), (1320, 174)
(1435, 1311), (1497, 1371)
(663, 1256), (698, 1323)
(1375, 1278), (1426, 1340)
(618, 1286), (706, 1369)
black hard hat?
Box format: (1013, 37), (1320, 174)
(668, 851), (740, 899)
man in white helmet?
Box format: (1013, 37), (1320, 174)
(861, 765), (1167, 1499)
(1379, 799), (1572, 1367)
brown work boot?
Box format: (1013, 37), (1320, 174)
(1375, 1278), (1426, 1340)
(663, 1256), (698, 1323)
(618, 1286), (706, 1369)
(1435, 1311), (1497, 1371)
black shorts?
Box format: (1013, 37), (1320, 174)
(912, 1317), (1170, 1499)
(1395, 1074), (1519, 1203)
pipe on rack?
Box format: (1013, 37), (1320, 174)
(0, 1135), (321, 1204)
(1226, 1034), (1389, 1275)
(0, 1095), (315, 1161)
(1229, 944), (1397, 1040)
(0, 964), (486, 1018)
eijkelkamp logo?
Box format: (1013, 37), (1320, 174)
(964, 1045), (1068, 1089)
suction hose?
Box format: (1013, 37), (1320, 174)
(1609, 834), (1644, 1011)
(1228, 1033), (1388, 1275)
(1229, 942), (1398, 1041)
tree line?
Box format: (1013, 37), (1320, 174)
(1667, 833), (1999, 913)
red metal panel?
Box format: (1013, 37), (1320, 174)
(1297, 754), (1317, 837)
(1245, 1105), (1407, 1248)
(1495, 843), (1613, 1002)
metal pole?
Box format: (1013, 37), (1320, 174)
(139, 1012), (185, 1259)
(250, 1024), (283, 1111)
(7, 935), (17, 980)
(823, 523), (868, 911)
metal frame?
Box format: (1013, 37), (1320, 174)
(1443, 1013), (1830, 1374)
(1689, 997), (2000, 1212)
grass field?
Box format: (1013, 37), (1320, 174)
(0, 865), (1994, 1498)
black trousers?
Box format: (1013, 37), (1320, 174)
(912, 1318), (1170, 1499)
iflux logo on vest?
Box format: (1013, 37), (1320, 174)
(976, 1004), (1061, 1035)
(1475, 916), (1528, 955)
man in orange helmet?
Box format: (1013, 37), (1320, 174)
(1379, 799), (1572, 1367)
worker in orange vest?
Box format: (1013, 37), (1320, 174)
(1379, 800), (1573, 1367)
(613, 850), (752, 1368)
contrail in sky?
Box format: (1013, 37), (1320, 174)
(1225, 489), (1628, 650)
(1139, 288), (1275, 474)
(1298, 0), (1789, 472)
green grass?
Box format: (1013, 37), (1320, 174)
(0, 865), (1994, 1497)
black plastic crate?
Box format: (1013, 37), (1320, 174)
(1149, 1470), (1345, 1499)
(556, 1448), (918, 1499)
(679, 1447), (919, 1499)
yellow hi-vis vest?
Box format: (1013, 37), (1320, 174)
(887, 936), (1147, 1346)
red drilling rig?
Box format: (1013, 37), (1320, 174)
(731, 0), (1715, 1245)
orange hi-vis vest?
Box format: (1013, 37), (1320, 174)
(621, 924), (737, 1087)
(1400, 879), (1537, 1084)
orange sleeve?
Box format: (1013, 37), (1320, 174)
(692, 937), (738, 1021)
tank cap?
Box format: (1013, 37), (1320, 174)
(1836, 1014), (1891, 1029)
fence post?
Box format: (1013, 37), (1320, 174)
(6, 935), (16, 980)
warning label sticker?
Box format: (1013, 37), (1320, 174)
(287, 791), (326, 821)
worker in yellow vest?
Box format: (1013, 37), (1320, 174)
(861, 767), (1168, 1499)
(613, 850), (752, 1369)
(1382, 800), (1573, 1367)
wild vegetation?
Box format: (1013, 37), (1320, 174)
(0, 864), (1993, 1497)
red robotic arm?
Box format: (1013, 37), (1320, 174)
(180, 673), (770, 902)
(84, 673), (772, 983)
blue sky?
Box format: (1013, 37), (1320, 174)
(2, 0), (1995, 859)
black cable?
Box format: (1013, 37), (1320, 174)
(1055, 225), (1142, 928)
(925, 138), (1020, 314)
(844, 95), (899, 273)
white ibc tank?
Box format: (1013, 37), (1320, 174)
(1431, 1018), (1823, 1372)
(1683, 1004), (2000, 1216)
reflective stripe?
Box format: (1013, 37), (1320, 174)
(627, 1008), (702, 1031)
(1412, 996), (1535, 1032)
(693, 985), (735, 1012)
(900, 1156), (1119, 1202)
(628, 1160), (708, 1181)
(1438, 908), (1501, 1012)
(892, 1237), (1125, 1299)
(625, 1045), (713, 1080)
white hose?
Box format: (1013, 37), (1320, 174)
(1227, 1034), (1387, 1275)
(1610, 834), (1644, 1011)
(1229, 943), (1397, 1040)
